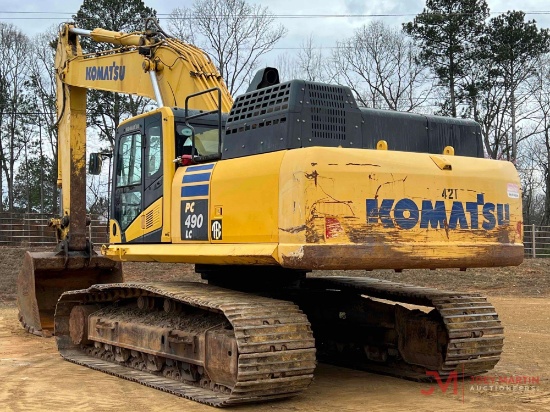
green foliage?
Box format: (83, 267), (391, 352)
(405, 3), (550, 165)
(403, 0), (489, 117)
(469, 11), (550, 161)
(482, 11), (550, 89)
(74, 0), (155, 42)
(13, 155), (57, 213)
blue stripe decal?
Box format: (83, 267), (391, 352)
(182, 172), (211, 183)
(181, 184), (209, 197)
(187, 163), (215, 172)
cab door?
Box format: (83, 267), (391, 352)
(141, 114), (163, 242)
(113, 122), (144, 243)
(112, 113), (163, 243)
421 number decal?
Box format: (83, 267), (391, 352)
(441, 188), (458, 200)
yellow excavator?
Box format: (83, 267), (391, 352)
(17, 19), (523, 406)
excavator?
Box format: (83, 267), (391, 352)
(17, 19), (523, 407)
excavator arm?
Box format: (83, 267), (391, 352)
(54, 21), (232, 249)
(57, 24), (232, 108)
(18, 20), (233, 336)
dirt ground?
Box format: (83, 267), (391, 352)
(1, 247), (549, 411)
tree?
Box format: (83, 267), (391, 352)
(74, 0), (157, 148)
(404, 0), (489, 117)
(74, 0), (155, 36)
(294, 36), (326, 83)
(87, 174), (110, 219)
(332, 21), (434, 112)
(275, 35), (329, 82)
(481, 11), (550, 161)
(13, 155), (56, 213)
(0, 23), (32, 211)
(168, 0), (287, 95)
(25, 28), (61, 214)
(165, 7), (194, 44)
(519, 153), (544, 225)
(524, 54), (550, 224)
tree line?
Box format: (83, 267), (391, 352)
(0, 0), (549, 225)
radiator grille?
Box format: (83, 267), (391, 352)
(306, 84), (347, 141)
(226, 82), (291, 135)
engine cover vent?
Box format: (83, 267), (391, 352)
(222, 80), (362, 160)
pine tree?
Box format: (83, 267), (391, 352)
(482, 11), (550, 161)
(403, 0), (489, 117)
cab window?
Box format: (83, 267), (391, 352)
(116, 133), (142, 230)
(175, 123), (218, 157)
(146, 125), (162, 181)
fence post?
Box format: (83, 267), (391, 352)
(25, 213), (29, 245)
(532, 224), (536, 258)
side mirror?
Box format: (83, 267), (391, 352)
(180, 126), (193, 138)
(179, 125), (197, 156)
(89, 153), (103, 175)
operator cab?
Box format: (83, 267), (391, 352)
(106, 107), (226, 244)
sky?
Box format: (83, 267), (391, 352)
(1, 0), (549, 68)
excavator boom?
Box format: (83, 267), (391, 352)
(17, 20), (233, 336)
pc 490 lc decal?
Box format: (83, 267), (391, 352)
(366, 194), (510, 230)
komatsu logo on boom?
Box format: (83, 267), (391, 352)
(85, 62), (126, 81)
(366, 194), (510, 230)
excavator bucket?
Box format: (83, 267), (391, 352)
(17, 251), (122, 337)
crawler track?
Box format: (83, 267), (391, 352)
(303, 276), (504, 380)
(55, 282), (316, 407)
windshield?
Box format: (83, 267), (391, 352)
(175, 123), (219, 157)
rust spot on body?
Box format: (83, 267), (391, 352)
(374, 176), (408, 199)
(305, 218), (322, 243)
(346, 163), (381, 167)
(305, 170), (319, 186)
(279, 225), (307, 234)
(496, 226), (511, 244)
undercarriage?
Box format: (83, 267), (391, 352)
(53, 271), (503, 406)
(294, 276), (503, 380)
(55, 282), (316, 406)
